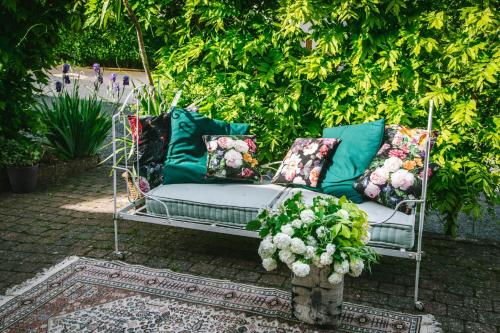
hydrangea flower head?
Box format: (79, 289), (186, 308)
(291, 261), (310, 277)
(262, 258), (277, 271)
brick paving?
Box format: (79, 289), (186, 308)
(0, 167), (499, 333)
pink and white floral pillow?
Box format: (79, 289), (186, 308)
(203, 135), (260, 181)
(272, 138), (340, 188)
(353, 125), (438, 214)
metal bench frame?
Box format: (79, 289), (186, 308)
(111, 85), (434, 311)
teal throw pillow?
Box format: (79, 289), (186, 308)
(163, 108), (250, 184)
(319, 119), (385, 203)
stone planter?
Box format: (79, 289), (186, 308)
(291, 266), (343, 328)
(6, 165), (39, 193)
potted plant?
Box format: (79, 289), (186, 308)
(0, 138), (43, 193)
(247, 192), (378, 328)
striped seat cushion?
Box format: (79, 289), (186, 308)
(145, 184), (415, 249)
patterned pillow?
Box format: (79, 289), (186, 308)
(203, 135), (260, 181)
(353, 125), (438, 214)
(272, 138), (341, 188)
(127, 113), (171, 190)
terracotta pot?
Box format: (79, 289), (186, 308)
(6, 165), (39, 193)
(291, 266), (343, 329)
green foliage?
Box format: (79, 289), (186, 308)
(0, 0), (73, 139)
(36, 88), (111, 159)
(55, 16), (157, 68)
(81, 0), (499, 235)
(247, 192), (378, 274)
(0, 138), (43, 167)
(146, 0), (498, 236)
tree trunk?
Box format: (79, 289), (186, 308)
(122, 0), (154, 86)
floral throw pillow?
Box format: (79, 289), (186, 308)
(203, 135), (260, 181)
(353, 125), (438, 214)
(127, 113), (171, 191)
(272, 138), (341, 188)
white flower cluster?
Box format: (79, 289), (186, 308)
(257, 202), (369, 286)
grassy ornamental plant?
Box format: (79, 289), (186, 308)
(247, 193), (378, 284)
(37, 87), (111, 160)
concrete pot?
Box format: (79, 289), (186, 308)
(291, 266), (343, 329)
(6, 165), (38, 193)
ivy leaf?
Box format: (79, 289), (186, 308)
(331, 224), (341, 238)
(340, 225), (351, 239)
(246, 220), (262, 231)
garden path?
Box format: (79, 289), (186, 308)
(41, 66), (148, 101)
(0, 167), (499, 332)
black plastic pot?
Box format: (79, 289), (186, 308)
(6, 165), (39, 193)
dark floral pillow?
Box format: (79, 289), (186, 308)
(127, 113), (171, 190)
(203, 135), (260, 181)
(272, 138), (341, 188)
(353, 125), (438, 214)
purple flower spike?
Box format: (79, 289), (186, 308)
(123, 75), (129, 86)
(113, 81), (120, 94)
(64, 74), (71, 84)
(98, 74), (103, 84)
(62, 63), (70, 74)
(110, 73), (117, 82)
(93, 63), (101, 73)
(55, 81), (62, 92)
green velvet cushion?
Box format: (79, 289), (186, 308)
(320, 119), (385, 203)
(163, 108), (250, 184)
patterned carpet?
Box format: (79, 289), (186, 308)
(0, 257), (441, 332)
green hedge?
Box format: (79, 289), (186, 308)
(56, 18), (156, 69)
(152, 0), (499, 235)
(0, 0), (73, 138)
(81, 0), (499, 235)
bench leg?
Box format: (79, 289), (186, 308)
(113, 218), (124, 259)
(414, 255), (424, 310)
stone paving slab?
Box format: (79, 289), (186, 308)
(0, 167), (499, 333)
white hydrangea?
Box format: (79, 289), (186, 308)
(326, 243), (336, 255)
(335, 209), (349, 220)
(273, 233), (291, 249)
(300, 209), (315, 224)
(290, 238), (307, 254)
(341, 252), (347, 259)
(316, 226), (327, 238)
(306, 235), (318, 247)
(349, 258), (365, 277)
(319, 252), (333, 266)
(328, 272), (343, 285)
(334, 260), (350, 274)
(262, 258), (277, 271)
(278, 249), (296, 265)
(291, 219), (303, 228)
(258, 237), (277, 258)
(291, 261), (311, 277)
(304, 246), (316, 259)
(281, 224), (294, 236)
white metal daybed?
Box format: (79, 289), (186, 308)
(112, 86), (435, 311)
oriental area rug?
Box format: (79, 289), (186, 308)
(0, 257), (441, 333)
